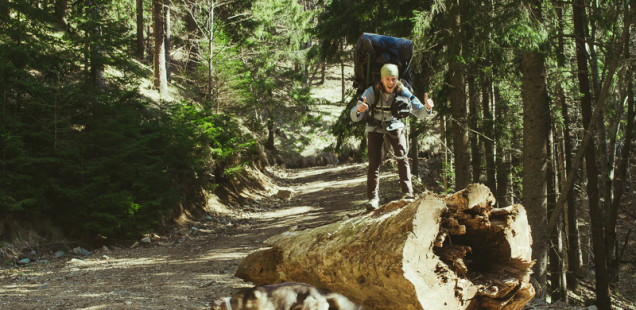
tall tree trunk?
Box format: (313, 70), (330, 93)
(340, 48), (345, 104)
(572, 0), (610, 307)
(54, 0), (67, 28)
(184, 5), (198, 72)
(587, 1), (614, 236)
(164, 0), (171, 83)
(520, 2), (551, 293)
(136, 0), (144, 60)
(411, 74), (429, 179)
(482, 78), (496, 194)
(555, 2), (582, 290)
(468, 69), (481, 183)
(606, 3), (634, 287)
(266, 118), (275, 150)
(548, 126), (567, 302)
(321, 61), (326, 84)
(153, 0), (168, 95)
(446, 0), (470, 189)
(208, 2), (215, 107)
(441, 115), (449, 189)
(89, 1), (105, 93)
(494, 87), (510, 207)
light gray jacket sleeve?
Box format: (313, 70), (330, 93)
(350, 87), (375, 122)
(402, 88), (431, 119)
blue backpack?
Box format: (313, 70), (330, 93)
(353, 33), (414, 94)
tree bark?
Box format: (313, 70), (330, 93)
(520, 45), (550, 299)
(153, 0), (168, 95)
(446, 0), (470, 189)
(468, 69), (481, 183)
(164, 0), (171, 83)
(572, 0), (610, 307)
(236, 184), (535, 310)
(136, 0), (144, 60)
(482, 78), (496, 194)
(89, 1), (105, 93)
(494, 87), (510, 207)
(548, 127), (566, 302)
(555, 2), (582, 290)
(208, 2), (215, 107)
(184, 4), (199, 72)
(340, 51), (345, 104)
(607, 4), (634, 285)
(54, 0), (68, 28)
(441, 114), (449, 188)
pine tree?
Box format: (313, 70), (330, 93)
(153, 0), (168, 95)
(520, 0), (551, 298)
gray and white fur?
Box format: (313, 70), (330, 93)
(211, 282), (363, 310)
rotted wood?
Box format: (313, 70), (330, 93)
(235, 184), (534, 310)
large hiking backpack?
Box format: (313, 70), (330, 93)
(353, 33), (414, 94)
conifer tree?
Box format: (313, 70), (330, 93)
(153, 0), (168, 94)
(572, 0), (609, 306)
(136, 0), (144, 60)
(520, 0), (551, 298)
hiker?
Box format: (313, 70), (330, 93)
(350, 63), (434, 211)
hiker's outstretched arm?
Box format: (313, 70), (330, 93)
(350, 88), (374, 122)
(350, 102), (365, 122)
(402, 89), (433, 119)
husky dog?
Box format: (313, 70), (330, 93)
(212, 282), (363, 310)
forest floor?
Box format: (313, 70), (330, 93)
(0, 163), (389, 309)
(1, 63), (635, 310)
(1, 162), (634, 310)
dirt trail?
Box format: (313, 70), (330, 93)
(0, 163), (407, 310)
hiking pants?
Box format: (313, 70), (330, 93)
(367, 130), (413, 200)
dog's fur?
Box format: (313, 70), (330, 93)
(211, 282), (362, 310)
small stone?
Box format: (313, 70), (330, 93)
(102, 245), (110, 252)
(73, 247), (91, 256)
(55, 250), (66, 258)
(18, 258), (30, 265)
(140, 237), (152, 244)
(130, 241), (140, 249)
(276, 189), (293, 199)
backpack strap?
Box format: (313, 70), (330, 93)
(364, 86), (382, 126)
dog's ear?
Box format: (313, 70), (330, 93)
(252, 288), (267, 300)
(325, 293), (363, 310)
(211, 296), (231, 310)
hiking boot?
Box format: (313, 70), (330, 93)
(366, 197), (380, 211)
(402, 192), (416, 202)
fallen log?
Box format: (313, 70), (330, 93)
(236, 184), (534, 310)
